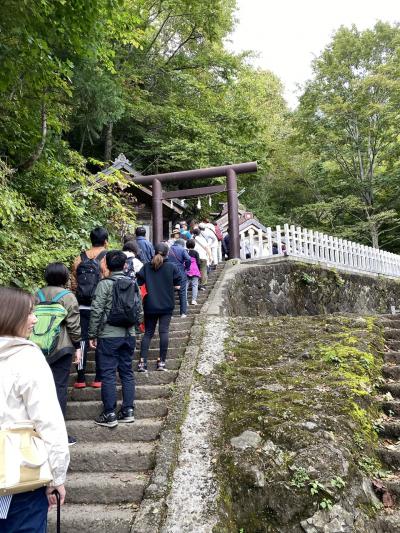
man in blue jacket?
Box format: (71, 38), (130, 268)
(168, 238), (191, 317)
(135, 227), (155, 264)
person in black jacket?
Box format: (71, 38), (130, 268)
(136, 243), (182, 371)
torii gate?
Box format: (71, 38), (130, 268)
(132, 162), (258, 259)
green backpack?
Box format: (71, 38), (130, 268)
(30, 289), (70, 360)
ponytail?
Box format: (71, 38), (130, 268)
(152, 252), (164, 271)
(151, 242), (170, 271)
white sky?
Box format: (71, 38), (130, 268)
(229, 0), (400, 108)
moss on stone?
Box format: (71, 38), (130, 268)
(212, 314), (386, 532)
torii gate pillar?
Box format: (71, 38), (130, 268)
(134, 162), (257, 259)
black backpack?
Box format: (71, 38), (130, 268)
(76, 250), (107, 306)
(124, 256), (137, 281)
(107, 276), (142, 328)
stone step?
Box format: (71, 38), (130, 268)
(374, 512), (400, 533)
(385, 329), (400, 340)
(66, 472), (149, 504)
(72, 357), (181, 375)
(382, 365), (400, 380)
(69, 369), (178, 387)
(66, 418), (162, 442)
(386, 340), (400, 351)
(385, 351), (400, 364)
(47, 504), (134, 533)
(68, 384), (171, 402)
(379, 420), (400, 438)
(381, 400), (400, 417)
(69, 442), (155, 472)
(381, 383), (400, 397)
(378, 445), (400, 468)
(66, 399), (168, 420)
(83, 346), (185, 362)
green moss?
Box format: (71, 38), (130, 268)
(212, 314), (386, 531)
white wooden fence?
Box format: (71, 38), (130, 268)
(239, 224), (400, 278)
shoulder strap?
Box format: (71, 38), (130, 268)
(51, 289), (71, 303)
(37, 289), (46, 303)
(95, 250), (107, 262)
(80, 251), (88, 262)
(169, 247), (182, 264)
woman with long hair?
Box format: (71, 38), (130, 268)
(136, 243), (182, 371)
(0, 287), (69, 531)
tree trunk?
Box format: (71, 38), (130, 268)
(79, 127), (86, 154)
(370, 221), (379, 249)
(18, 102), (47, 172)
(104, 122), (113, 161)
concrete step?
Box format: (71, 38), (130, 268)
(83, 346), (186, 362)
(69, 442), (155, 472)
(66, 472), (149, 504)
(66, 418), (162, 442)
(66, 398), (168, 420)
(47, 504), (134, 533)
(68, 384), (171, 402)
(381, 383), (400, 397)
(385, 351), (400, 364)
(72, 357), (181, 375)
(69, 369), (178, 387)
(382, 365), (400, 380)
(378, 445), (400, 468)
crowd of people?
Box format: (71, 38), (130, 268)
(0, 219), (224, 531)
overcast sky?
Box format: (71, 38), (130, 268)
(229, 0), (400, 108)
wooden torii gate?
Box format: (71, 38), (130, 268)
(132, 162), (257, 259)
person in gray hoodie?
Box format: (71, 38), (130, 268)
(0, 287), (69, 531)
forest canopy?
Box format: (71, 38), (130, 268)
(1, 1), (400, 287)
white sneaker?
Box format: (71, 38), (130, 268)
(180, 314), (187, 318)
(191, 301), (198, 305)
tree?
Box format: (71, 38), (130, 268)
(296, 22), (400, 248)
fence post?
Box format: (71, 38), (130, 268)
(266, 227), (272, 257)
(248, 228), (255, 258)
(239, 232), (245, 260)
(276, 225), (283, 254)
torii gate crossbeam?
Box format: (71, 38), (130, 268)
(132, 162), (257, 258)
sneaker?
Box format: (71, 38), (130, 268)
(191, 300), (198, 305)
(94, 411), (118, 428)
(156, 361), (167, 371)
(180, 314), (187, 318)
(90, 381), (102, 388)
(68, 435), (77, 446)
(117, 408), (135, 423)
(73, 381), (86, 389)
(137, 361), (147, 372)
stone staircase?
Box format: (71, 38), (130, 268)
(47, 265), (224, 532)
(374, 314), (400, 531)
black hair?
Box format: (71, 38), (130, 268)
(123, 234), (135, 245)
(192, 228), (200, 236)
(135, 227), (146, 237)
(106, 250), (127, 271)
(186, 239), (195, 250)
(90, 227), (109, 246)
(45, 262), (70, 287)
(123, 240), (139, 255)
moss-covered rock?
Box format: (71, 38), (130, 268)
(212, 315), (385, 532)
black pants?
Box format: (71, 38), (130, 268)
(140, 313), (172, 364)
(97, 336), (135, 414)
(77, 308), (101, 382)
(50, 353), (73, 417)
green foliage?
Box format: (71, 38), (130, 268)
(290, 467), (310, 488)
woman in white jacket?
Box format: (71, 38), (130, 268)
(0, 287), (70, 532)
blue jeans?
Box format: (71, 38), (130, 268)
(140, 313), (172, 364)
(185, 276), (199, 302)
(0, 487), (47, 532)
(97, 336), (135, 414)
